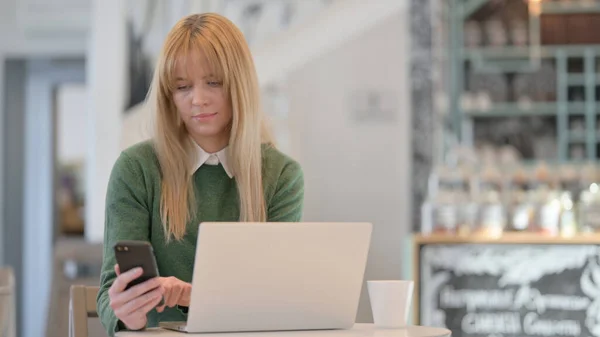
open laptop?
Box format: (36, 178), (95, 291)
(159, 222), (372, 333)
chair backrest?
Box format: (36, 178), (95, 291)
(0, 268), (16, 337)
(69, 285), (99, 337)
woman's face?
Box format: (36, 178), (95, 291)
(172, 54), (232, 148)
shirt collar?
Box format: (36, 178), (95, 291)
(191, 141), (234, 178)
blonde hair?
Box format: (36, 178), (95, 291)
(149, 13), (273, 241)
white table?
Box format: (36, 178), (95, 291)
(116, 324), (451, 337)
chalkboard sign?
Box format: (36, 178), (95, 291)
(419, 244), (600, 337)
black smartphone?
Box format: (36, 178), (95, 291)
(113, 240), (161, 290)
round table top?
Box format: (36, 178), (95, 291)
(117, 323), (452, 337)
(351, 324), (451, 337)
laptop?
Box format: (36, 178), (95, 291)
(159, 222), (372, 333)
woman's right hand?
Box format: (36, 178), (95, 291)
(108, 264), (164, 330)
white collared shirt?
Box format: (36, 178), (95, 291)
(191, 141), (234, 178)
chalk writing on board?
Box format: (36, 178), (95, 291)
(420, 245), (600, 337)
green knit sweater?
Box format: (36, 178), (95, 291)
(97, 141), (304, 336)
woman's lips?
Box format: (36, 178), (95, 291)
(192, 112), (218, 121)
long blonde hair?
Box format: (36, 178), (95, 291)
(149, 13), (273, 241)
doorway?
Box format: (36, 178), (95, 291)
(2, 57), (86, 337)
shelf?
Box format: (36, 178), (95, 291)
(464, 102), (594, 117)
(567, 74), (600, 86)
(458, 0), (600, 19)
(414, 233), (600, 245)
(515, 159), (598, 166)
(464, 102), (600, 117)
(540, 2), (600, 14)
(464, 45), (600, 60)
(449, 2), (600, 164)
(465, 102), (556, 117)
(565, 102), (600, 114)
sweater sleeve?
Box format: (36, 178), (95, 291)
(267, 160), (305, 222)
(97, 152), (152, 336)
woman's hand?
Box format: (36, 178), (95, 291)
(108, 265), (164, 330)
(156, 276), (192, 313)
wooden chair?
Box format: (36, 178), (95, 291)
(0, 268), (16, 337)
(47, 238), (103, 337)
(69, 285), (99, 337)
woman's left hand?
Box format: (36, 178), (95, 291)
(156, 276), (192, 313)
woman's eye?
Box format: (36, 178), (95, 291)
(207, 81), (222, 87)
(177, 85), (190, 91)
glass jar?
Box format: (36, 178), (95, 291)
(537, 190), (561, 236)
(431, 167), (468, 235)
(459, 194), (479, 236)
(422, 166), (468, 236)
(478, 189), (506, 237)
(432, 192), (459, 235)
(511, 189), (536, 232)
(580, 184), (600, 233)
(506, 167), (534, 232)
(560, 191), (577, 237)
(475, 166), (506, 237)
(579, 165), (600, 233)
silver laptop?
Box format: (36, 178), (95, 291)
(160, 222), (372, 333)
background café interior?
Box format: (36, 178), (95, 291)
(6, 1), (600, 337)
(414, 1), (600, 337)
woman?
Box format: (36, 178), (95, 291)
(97, 13), (304, 335)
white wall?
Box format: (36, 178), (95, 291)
(85, 0), (127, 243)
(253, 0), (407, 86)
(57, 84), (88, 164)
(0, 0), (86, 57)
(287, 8), (410, 323)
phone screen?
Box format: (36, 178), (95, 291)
(113, 240), (160, 290)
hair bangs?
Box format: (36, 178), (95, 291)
(161, 30), (229, 94)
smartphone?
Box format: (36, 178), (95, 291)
(113, 240), (161, 290)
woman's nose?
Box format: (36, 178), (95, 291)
(192, 88), (209, 106)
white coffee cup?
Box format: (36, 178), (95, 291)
(367, 280), (414, 329)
